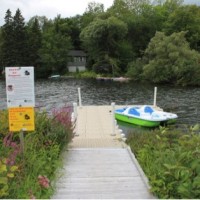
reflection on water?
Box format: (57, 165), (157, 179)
(1, 78), (200, 128)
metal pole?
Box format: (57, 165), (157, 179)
(71, 102), (77, 123)
(72, 102), (79, 136)
(73, 102), (77, 120)
(153, 87), (157, 107)
(111, 102), (116, 136)
(78, 87), (82, 107)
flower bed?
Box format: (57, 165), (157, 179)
(0, 107), (73, 199)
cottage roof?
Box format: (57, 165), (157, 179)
(68, 50), (87, 57)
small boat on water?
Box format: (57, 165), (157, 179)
(112, 77), (130, 82)
(48, 75), (61, 79)
(115, 105), (178, 127)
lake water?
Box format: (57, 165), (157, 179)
(1, 78), (200, 127)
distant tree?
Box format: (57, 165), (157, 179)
(27, 18), (42, 68)
(12, 8), (28, 65)
(142, 31), (200, 86)
(80, 17), (128, 73)
(117, 40), (134, 72)
(38, 18), (72, 77)
(27, 16), (49, 30)
(162, 0), (183, 13)
(55, 15), (82, 50)
(126, 5), (160, 57)
(86, 1), (105, 13)
(1, 9), (14, 66)
(108, 0), (130, 18)
(108, 0), (164, 59)
(164, 5), (200, 51)
(0, 28), (4, 73)
(123, 0), (151, 14)
(110, 0), (151, 14)
(69, 16), (82, 49)
(81, 2), (105, 28)
(126, 58), (144, 80)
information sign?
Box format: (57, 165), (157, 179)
(8, 107), (35, 132)
(6, 67), (35, 108)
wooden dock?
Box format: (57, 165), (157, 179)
(52, 105), (155, 199)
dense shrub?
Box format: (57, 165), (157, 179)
(74, 70), (97, 79)
(127, 125), (200, 199)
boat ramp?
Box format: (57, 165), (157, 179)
(52, 103), (155, 199)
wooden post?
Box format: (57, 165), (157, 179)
(153, 87), (157, 107)
(111, 102), (116, 136)
(19, 130), (24, 154)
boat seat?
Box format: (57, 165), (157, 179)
(115, 108), (125, 113)
(144, 106), (154, 114)
(128, 108), (140, 116)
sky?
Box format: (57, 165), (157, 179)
(0, 0), (199, 26)
(0, 0), (114, 26)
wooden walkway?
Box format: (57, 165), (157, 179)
(52, 105), (155, 199)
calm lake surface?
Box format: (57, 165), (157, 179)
(1, 78), (200, 127)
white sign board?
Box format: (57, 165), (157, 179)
(6, 67), (35, 108)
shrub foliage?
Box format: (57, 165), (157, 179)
(127, 125), (200, 199)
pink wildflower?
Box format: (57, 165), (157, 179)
(3, 132), (13, 147)
(38, 175), (50, 188)
(3, 132), (21, 166)
(52, 106), (72, 127)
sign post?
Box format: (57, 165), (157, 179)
(5, 66), (35, 153)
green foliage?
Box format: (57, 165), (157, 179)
(12, 9), (28, 65)
(64, 16), (82, 49)
(142, 31), (200, 86)
(126, 58), (144, 80)
(164, 5), (200, 51)
(1, 9), (15, 66)
(0, 158), (19, 197)
(73, 70), (97, 79)
(1, 3), (200, 84)
(92, 55), (121, 76)
(1, 9), (29, 66)
(81, 2), (105, 29)
(80, 16), (128, 74)
(127, 125), (200, 198)
(0, 110), (9, 135)
(0, 108), (72, 199)
(38, 17), (72, 77)
(27, 18), (42, 68)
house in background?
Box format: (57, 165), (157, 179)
(67, 50), (87, 72)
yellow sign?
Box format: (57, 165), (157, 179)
(9, 107), (35, 132)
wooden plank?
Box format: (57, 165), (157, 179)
(51, 106), (155, 199)
(52, 148), (154, 199)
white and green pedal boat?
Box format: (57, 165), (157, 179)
(115, 105), (178, 127)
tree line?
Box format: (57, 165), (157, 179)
(0, 0), (200, 85)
